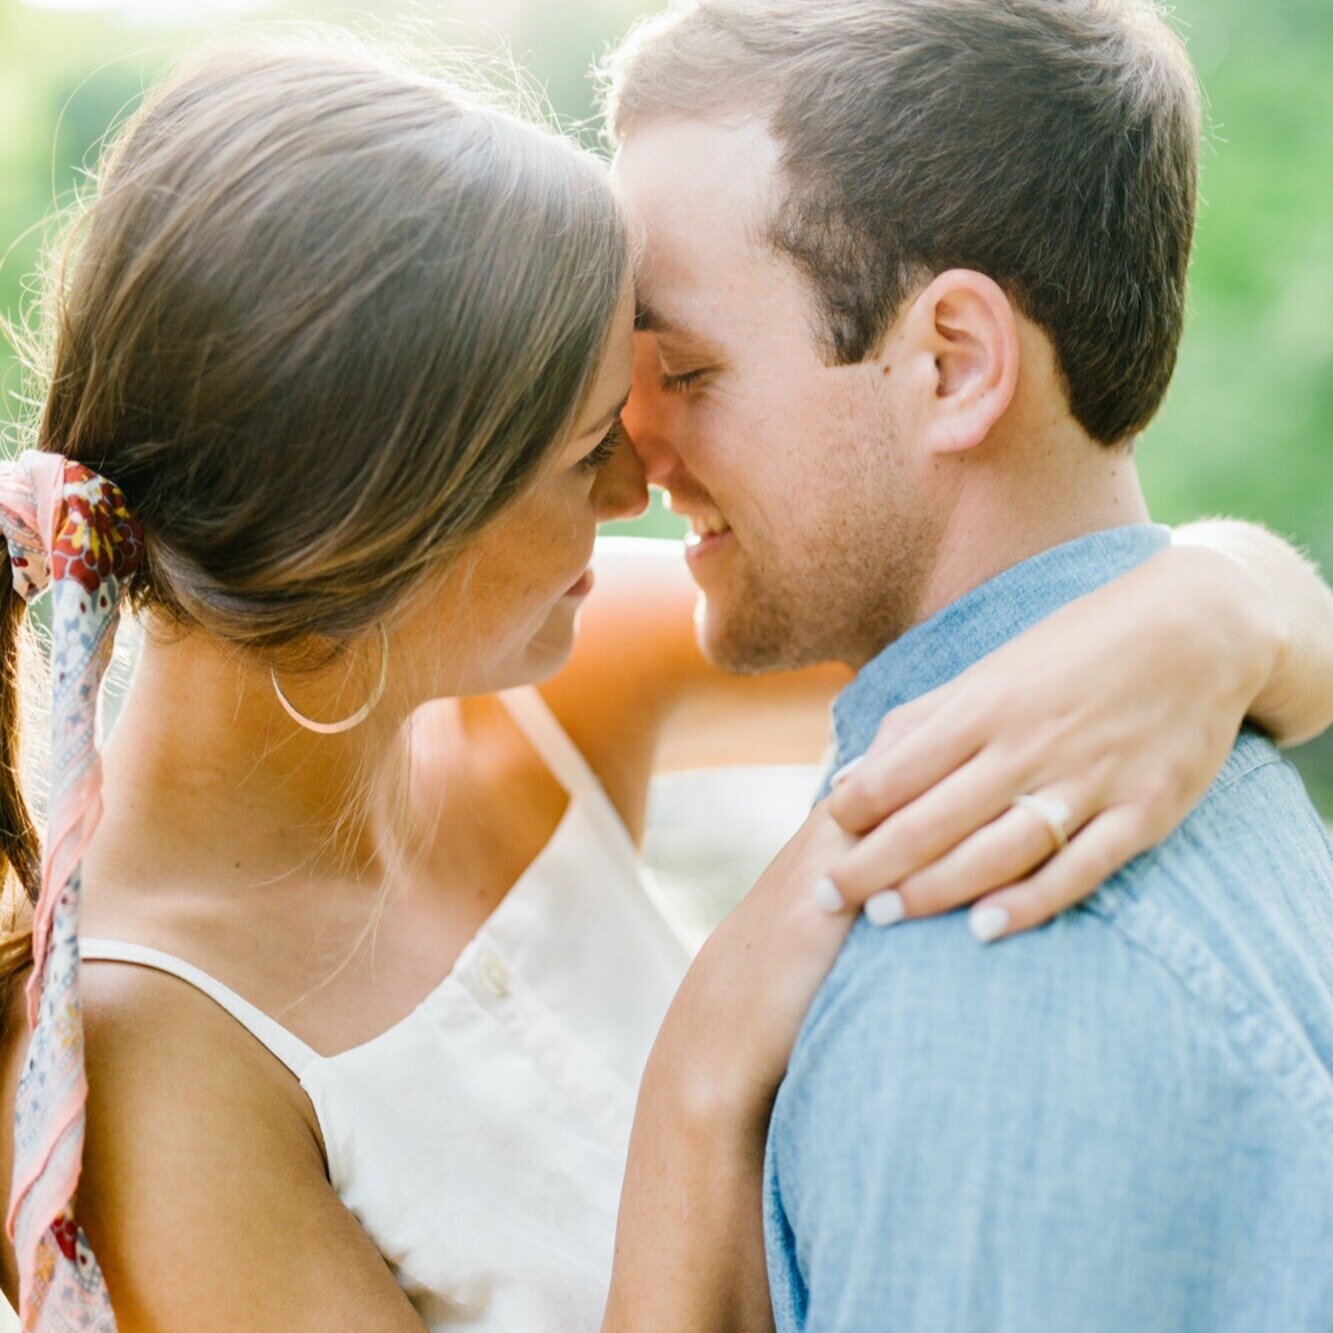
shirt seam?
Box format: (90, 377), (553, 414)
(1103, 889), (1333, 1162)
(1082, 747), (1290, 929)
(1206, 745), (1285, 797)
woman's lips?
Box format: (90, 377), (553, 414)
(564, 568), (595, 598)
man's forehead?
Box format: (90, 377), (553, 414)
(614, 117), (780, 256)
(617, 124), (785, 346)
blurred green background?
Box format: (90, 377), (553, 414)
(0, 0), (1329, 810)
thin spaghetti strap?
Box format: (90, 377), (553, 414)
(498, 686), (608, 805)
(497, 687), (637, 853)
(78, 937), (319, 1078)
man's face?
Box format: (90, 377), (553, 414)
(615, 118), (937, 672)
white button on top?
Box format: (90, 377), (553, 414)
(477, 950), (512, 999)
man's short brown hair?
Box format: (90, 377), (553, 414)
(602, 0), (1202, 445)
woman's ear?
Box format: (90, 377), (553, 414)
(897, 269), (1020, 456)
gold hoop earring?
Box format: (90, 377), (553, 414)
(271, 624), (390, 735)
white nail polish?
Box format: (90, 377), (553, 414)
(865, 890), (905, 927)
(813, 876), (846, 914)
(970, 904), (1010, 943)
(830, 756), (864, 788)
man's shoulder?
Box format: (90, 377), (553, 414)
(1098, 729), (1333, 995)
(768, 733), (1333, 1331)
(1141, 728), (1333, 883)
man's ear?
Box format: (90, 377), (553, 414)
(896, 269), (1020, 455)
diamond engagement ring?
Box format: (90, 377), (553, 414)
(1013, 793), (1074, 853)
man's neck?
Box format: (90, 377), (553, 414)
(906, 433), (1151, 645)
(825, 521), (1171, 790)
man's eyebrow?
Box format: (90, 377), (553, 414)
(635, 305), (700, 340)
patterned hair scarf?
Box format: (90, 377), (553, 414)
(0, 450), (143, 1332)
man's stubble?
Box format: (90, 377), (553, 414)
(697, 419), (940, 675)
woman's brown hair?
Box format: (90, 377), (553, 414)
(0, 32), (628, 977)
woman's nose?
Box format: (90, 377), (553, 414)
(594, 434), (649, 522)
(623, 333), (681, 487)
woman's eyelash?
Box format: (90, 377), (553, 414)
(580, 416), (627, 471)
(661, 368), (709, 394)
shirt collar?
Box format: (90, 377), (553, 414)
(829, 524), (1172, 777)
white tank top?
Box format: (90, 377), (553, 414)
(79, 687), (692, 1331)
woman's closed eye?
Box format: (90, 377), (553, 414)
(579, 416), (628, 471)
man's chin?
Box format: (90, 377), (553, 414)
(695, 593), (807, 676)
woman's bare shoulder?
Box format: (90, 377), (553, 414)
(0, 960), (296, 1306)
(0, 960), (422, 1329)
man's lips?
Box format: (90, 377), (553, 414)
(682, 522), (735, 568)
(665, 495), (733, 545)
(684, 527), (733, 554)
(681, 513), (732, 545)
(663, 489), (735, 563)
(678, 510), (734, 566)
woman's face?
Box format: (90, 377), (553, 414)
(397, 282), (645, 700)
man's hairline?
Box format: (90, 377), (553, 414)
(616, 109), (843, 359)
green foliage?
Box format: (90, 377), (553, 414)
(0, 0), (1327, 807)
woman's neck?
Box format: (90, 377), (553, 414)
(96, 625), (410, 891)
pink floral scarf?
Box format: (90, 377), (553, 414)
(0, 450), (143, 1331)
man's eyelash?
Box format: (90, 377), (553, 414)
(580, 417), (627, 471)
(661, 369), (709, 394)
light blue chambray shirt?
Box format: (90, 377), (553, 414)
(764, 524), (1333, 1332)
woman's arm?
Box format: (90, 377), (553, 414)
(541, 519), (1329, 891)
(1172, 518), (1333, 746)
(603, 804), (856, 1332)
(604, 1075), (771, 1333)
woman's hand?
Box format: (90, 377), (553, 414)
(823, 540), (1303, 942)
(651, 801), (859, 1119)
